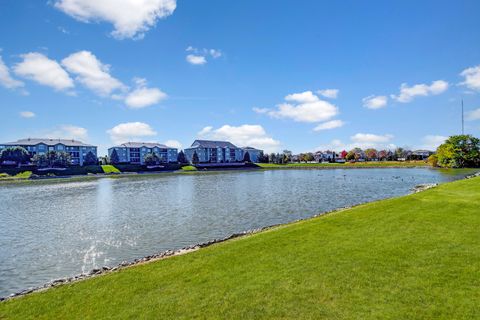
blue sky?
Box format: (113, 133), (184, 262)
(1, 0), (480, 155)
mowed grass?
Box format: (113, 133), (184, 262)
(180, 165), (197, 171)
(101, 165), (120, 174)
(1, 177), (479, 319)
(257, 161), (429, 168)
(0, 171), (32, 180)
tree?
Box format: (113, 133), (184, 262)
(427, 154), (438, 167)
(395, 147), (405, 160)
(436, 135), (480, 168)
(378, 150), (388, 161)
(144, 152), (160, 165)
(177, 150), (187, 163)
(31, 154), (48, 168)
(340, 150), (348, 159)
(83, 151), (98, 166)
(0, 146), (30, 165)
(110, 149), (120, 164)
(269, 153), (277, 164)
(243, 151), (251, 162)
(365, 148), (378, 160)
(305, 153), (314, 162)
(54, 151), (71, 167)
(348, 148), (363, 161)
(257, 151), (267, 163)
(192, 151), (200, 164)
(345, 151), (355, 161)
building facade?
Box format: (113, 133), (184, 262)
(241, 147), (262, 163)
(185, 140), (244, 163)
(0, 138), (97, 166)
(108, 142), (178, 164)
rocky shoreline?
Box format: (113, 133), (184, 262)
(2, 170), (479, 302)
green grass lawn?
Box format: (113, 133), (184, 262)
(256, 160), (430, 168)
(180, 165), (198, 171)
(101, 165), (120, 174)
(0, 171), (32, 181)
(1, 177), (479, 319)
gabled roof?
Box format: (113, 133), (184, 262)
(3, 138), (95, 147)
(412, 149), (433, 153)
(241, 146), (262, 151)
(113, 142), (174, 149)
(190, 140), (238, 149)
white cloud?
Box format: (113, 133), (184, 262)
(362, 95), (388, 109)
(351, 133), (394, 144)
(418, 135), (448, 151)
(391, 80), (448, 103)
(0, 56), (24, 90)
(257, 91), (339, 123)
(164, 139), (182, 149)
(186, 54), (207, 65)
(46, 125), (88, 141)
(466, 108), (480, 121)
(209, 49), (222, 59)
(62, 50), (125, 97)
(460, 65), (480, 92)
(252, 107), (269, 114)
(124, 78), (167, 108)
(313, 120), (344, 131)
(107, 122), (157, 144)
(198, 126), (213, 136)
(317, 89), (339, 99)
(19, 111), (35, 118)
(185, 47), (222, 65)
(197, 124), (281, 153)
(54, 0), (176, 39)
(13, 52), (74, 91)
(285, 91), (319, 103)
(316, 133), (396, 152)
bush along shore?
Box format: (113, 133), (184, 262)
(1, 171), (478, 303)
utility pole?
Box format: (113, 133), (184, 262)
(462, 99), (465, 135)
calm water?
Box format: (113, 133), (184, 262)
(0, 168), (474, 296)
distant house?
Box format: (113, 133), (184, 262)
(241, 146), (263, 162)
(0, 138), (97, 166)
(411, 150), (433, 160)
(314, 150), (336, 162)
(108, 142), (178, 164)
(184, 140), (243, 163)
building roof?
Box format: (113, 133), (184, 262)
(112, 142), (175, 149)
(412, 149), (433, 153)
(190, 140), (238, 149)
(241, 146), (262, 151)
(3, 138), (95, 147)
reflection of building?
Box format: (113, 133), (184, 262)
(0, 138), (97, 166)
(185, 140), (244, 163)
(241, 147), (262, 162)
(108, 142), (178, 164)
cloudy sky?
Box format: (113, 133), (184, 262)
(1, 0), (479, 155)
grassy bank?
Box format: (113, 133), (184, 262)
(257, 160), (430, 168)
(1, 177), (479, 319)
(0, 171), (32, 181)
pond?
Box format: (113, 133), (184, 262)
(0, 168), (474, 297)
